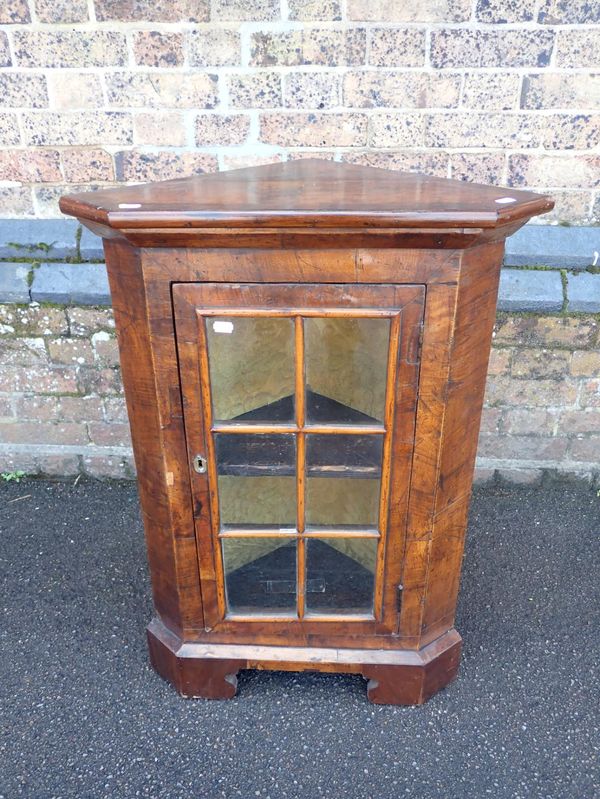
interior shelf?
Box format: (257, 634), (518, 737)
(215, 390), (383, 479)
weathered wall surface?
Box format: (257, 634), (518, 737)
(0, 0), (598, 224)
(1, 301), (599, 484)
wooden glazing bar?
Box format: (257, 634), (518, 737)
(295, 316), (307, 620)
(195, 308), (398, 318)
(302, 529), (380, 539)
(196, 316), (227, 621)
(373, 313), (402, 620)
(218, 528), (299, 538)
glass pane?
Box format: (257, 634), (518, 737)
(305, 434), (383, 529)
(217, 476), (296, 530)
(215, 433), (296, 529)
(305, 317), (390, 424)
(305, 538), (377, 615)
(206, 316), (295, 422)
(223, 538), (297, 615)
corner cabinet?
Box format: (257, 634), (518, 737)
(60, 160), (553, 705)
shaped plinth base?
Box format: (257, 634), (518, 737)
(147, 620), (462, 705)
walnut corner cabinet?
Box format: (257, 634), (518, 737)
(60, 161), (553, 705)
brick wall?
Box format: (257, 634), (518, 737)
(1, 301), (599, 484)
(0, 0), (599, 224)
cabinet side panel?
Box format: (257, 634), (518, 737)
(103, 239), (203, 636)
(420, 241), (504, 644)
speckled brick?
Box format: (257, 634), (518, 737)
(570, 351), (600, 377)
(47, 73), (103, 110)
(48, 339), (94, 366)
(133, 112), (187, 146)
(0, 365), (79, 395)
(87, 422), (132, 448)
(541, 114), (600, 150)
(115, 151), (217, 182)
(35, 0), (89, 22)
(449, 153), (505, 185)
(288, 0), (341, 19)
(95, 0), (209, 21)
(251, 28), (366, 67)
(541, 192), (594, 225)
(430, 29), (554, 68)
(104, 397), (129, 424)
(462, 73), (521, 111)
(0, 0), (29, 22)
(569, 437), (600, 463)
(0, 150), (62, 183)
(0, 306), (67, 337)
(368, 28), (426, 67)
(16, 395), (104, 423)
(0, 187), (34, 217)
(91, 332), (120, 367)
(368, 114), (426, 148)
(475, 0), (536, 23)
(484, 377), (578, 408)
(0, 114), (21, 147)
(0, 75), (48, 108)
(106, 72), (218, 109)
(12, 31), (128, 68)
(188, 29), (241, 67)
(0, 33), (11, 67)
(558, 410), (600, 434)
(66, 308), (114, 338)
(555, 30), (600, 68)
(502, 409), (556, 436)
(0, 338), (47, 368)
(508, 154), (600, 189)
(22, 112), (133, 147)
(133, 32), (184, 68)
(494, 315), (599, 349)
(347, 0), (470, 21)
(195, 114), (251, 146)
(521, 74), (600, 110)
(61, 149), (115, 182)
(426, 113), (540, 149)
(213, 0), (279, 19)
(344, 72), (461, 109)
(538, 0), (599, 24)
(227, 73), (282, 109)
(260, 112), (367, 147)
(283, 72), (340, 109)
(511, 348), (571, 379)
(222, 153), (287, 170)
(341, 150), (449, 177)
(0, 421), (89, 446)
(35, 186), (98, 219)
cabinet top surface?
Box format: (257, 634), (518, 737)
(59, 158), (553, 232)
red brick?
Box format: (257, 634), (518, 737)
(133, 31), (184, 67)
(48, 338), (94, 366)
(103, 398), (129, 423)
(87, 422), (132, 447)
(61, 149), (114, 182)
(4, 366), (79, 394)
(503, 408), (557, 436)
(569, 437), (600, 462)
(0, 150), (61, 183)
(558, 410), (600, 435)
(0, 421), (88, 445)
(477, 434), (568, 460)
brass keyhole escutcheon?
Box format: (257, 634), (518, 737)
(193, 454), (207, 474)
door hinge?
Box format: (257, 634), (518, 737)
(396, 583), (404, 612)
(418, 321), (424, 351)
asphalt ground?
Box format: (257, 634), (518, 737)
(0, 479), (598, 799)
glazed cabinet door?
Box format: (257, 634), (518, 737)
(173, 283), (424, 639)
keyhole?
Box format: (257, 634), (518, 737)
(193, 454), (207, 474)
